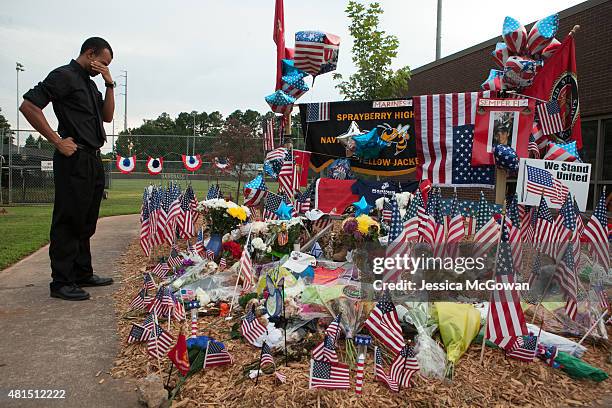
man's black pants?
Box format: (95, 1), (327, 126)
(49, 148), (104, 290)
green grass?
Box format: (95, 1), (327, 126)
(0, 177), (262, 269)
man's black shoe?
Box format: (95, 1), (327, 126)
(50, 285), (90, 301)
(77, 275), (114, 287)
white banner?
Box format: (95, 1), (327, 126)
(516, 158), (591, 211)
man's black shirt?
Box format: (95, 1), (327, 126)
(23, 59), (106, 149)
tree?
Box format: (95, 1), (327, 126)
(333, 1), (410, 100)
(24, 134), (37, 148)
(0, 107), (14, 144)
(210, 118), (261, 200)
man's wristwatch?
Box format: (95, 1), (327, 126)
(105, 81), (116, 89)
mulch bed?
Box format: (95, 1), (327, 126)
(111, 240), (612, 408)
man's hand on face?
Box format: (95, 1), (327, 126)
(91, 61), (112, 84)
(56, 137), (78, 157)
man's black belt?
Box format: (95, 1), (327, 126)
(76, 143), (101, 157)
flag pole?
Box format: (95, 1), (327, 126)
(227, 224), (254, 319)
(153, 312), (164, 377)
(281, 280), (288, 367)
(572, 310), (608, 356)
(202, 340), (211, 372)
(255, 340), (267, 386)
(480, 206), (507, 365)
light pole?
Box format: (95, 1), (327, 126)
(16, 62), (25, 153)
(119, 70), (128, 132)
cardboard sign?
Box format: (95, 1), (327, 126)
(516, 158), (591, 211)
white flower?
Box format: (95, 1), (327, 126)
(375, 197), (386, 211)
(222, 233), (231, 243)
(251, 237), (267, 251)
(396, 192), (414, 209)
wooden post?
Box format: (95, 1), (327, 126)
(494, 168), (507, 205)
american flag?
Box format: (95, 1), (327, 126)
(241, 306), (266, 346)
(178, 189), (195, 239)
(486, 220), (527, 349)
(389, 345), (419, 389)
(239, 248), (254, 292)
(143, 273), (156, 291)
(445, 194), (464, 259)
(402, 189), (425, 241)
(147, 324), (174, 359)
(374, 347), (399, 392)
(583, 189), (610, 272)
(295, 31), (339, 76)
(263, 118), (275, 152)
(172, 299), (186, 321)
(151, 262), (170, 279)
(526, 165), (568, 205)
(473, 218), (500, 259)
(167, 247), (183, 269)
(505, 195), (523, 269)
(506, 334), (538, 362)
(265, 147), (288, 162)
(534, 195), (556, 258)
(263, 192), (284, 220)
(194, 229), (205, 255)
(278, 115), (286, 145)
(527, 252), (542, 287)
(387, 196), (402, 241)
(544, 143), (579, 162)
(528, 134), (541, 159)
(363, 290), (405, 354)
(260, 342), (275, 368)
(552, 194), (575, 262)
(127, 324), (148, 344)
(311, 314), (341, 362)
(243, 174), (268, 207)
(310, 241), (323, 259)
(556, 245), (578, 320)
(205, 249), (215, 260)
(308, 359), (350, 390)
(218, 257), (227, 270)
(278, 153), (296, 201)
(537, 100), (564, 136)
(295, 189), (312, 213)
(593, 283), (610, 310)
(305, 102), (330, 122)
(206, 185), (222, 200)
(414, 91), (494, 187)
(531, 122), (551, 153)
(130, 288), (152, 311)
(204, 341), (233, 368)
(425, 189), (446, 258)
(140, 191), (152, 256)
(166, 185), (182, 243)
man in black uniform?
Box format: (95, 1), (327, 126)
(20, 37), (116, 301)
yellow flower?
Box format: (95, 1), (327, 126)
(227, 206), (247, 221)
(356, 214), (378, 235)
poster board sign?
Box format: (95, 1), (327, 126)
(41, 161), (53, 172)
(516, 158), (591, 211)
(471, 98), (534, 166)
(300, 99), (416, 176)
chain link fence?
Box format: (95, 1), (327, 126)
(1, 131), (301, 204)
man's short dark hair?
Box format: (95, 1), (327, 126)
(80, 37), (113, 58)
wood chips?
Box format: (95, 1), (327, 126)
(111, 241), (611, 408)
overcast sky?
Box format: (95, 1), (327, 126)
(0, 0), (583, 146)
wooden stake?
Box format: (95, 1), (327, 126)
(494, 168), (507, 205)
(572, 310), (608, 356)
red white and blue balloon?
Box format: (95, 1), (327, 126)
(182, 154), (202, 172)
(294, 31), (340, 77)
(146, 157), (163, 175)
(482, 14), (560, 92)
(265, 90), (295, 115)
(116, 155), (136, 174)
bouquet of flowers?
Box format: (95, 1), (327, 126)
(266, 218), (305, 257)
(341, 214), (380, 248)
(197, 198), (251, 235)
(221, 241), (242, 263)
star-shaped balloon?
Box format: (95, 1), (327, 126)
(353, 127), (387, 159)
(276, 201), (294, 220)
(336, 121), (364, 142)
(353, 196), (371, 216)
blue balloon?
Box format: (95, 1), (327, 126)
(353, 127), (386, 159)
(276, 201), (294, 220)
(353, 196), (372, 216)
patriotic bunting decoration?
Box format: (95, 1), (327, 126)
(146, 157), (163, 175)
(182, 154), (202, 172)
(116, 155), (136, 174)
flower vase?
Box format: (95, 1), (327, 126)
(207, 233), (223, 259)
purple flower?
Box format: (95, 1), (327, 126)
(183, 259), (195, 267)
(343, 219), (358, 233)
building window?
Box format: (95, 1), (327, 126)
(580, 117), (612, 211)
(602, 119), (612, 182)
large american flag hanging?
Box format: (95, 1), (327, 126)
(414, 91), (494, 187)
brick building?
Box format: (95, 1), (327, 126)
(406, 0), (612, 209)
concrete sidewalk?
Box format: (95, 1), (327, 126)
(0, 214), (141, 408)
